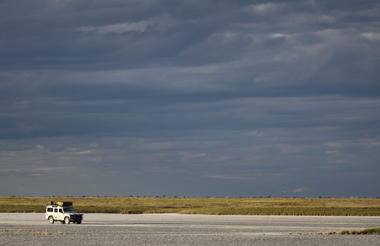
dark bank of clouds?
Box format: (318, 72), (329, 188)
(0, 0), (379, 196)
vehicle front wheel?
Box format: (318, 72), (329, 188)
(48, 216), (54, 224)
(64, 217), (70, 224)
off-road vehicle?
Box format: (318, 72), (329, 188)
(45, 201), (83, 224)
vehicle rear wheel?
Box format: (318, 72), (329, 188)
(64, 217), (70, 224)
(48, 216), (54, 224)
(77, 220), (82, 224)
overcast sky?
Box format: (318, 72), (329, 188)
(1, 0), (379, 197)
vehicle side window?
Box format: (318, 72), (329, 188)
(54, 208), (58, 213)
(59, 209), (63, 213)
(47, 207), (53, 212)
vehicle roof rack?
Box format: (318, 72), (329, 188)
(48, 201), (73, 207)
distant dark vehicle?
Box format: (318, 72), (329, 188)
(45, 201), (83, 224)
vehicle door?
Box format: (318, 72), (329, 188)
(58, 208), (64, 220)
(46, 207), (53, 219)
(53, 208), (59, 220)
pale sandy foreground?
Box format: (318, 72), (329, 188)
(0, 213), (380, 245)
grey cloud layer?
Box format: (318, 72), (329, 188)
(0, 0), (379, 196)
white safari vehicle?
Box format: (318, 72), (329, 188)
(46, 201), (83, 224)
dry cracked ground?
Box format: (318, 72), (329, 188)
(1, 213), (380, 245)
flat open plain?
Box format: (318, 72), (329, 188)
(0, 213), (379, 245)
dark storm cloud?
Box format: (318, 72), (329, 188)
(0, 0), (246, 69)
(1, 0), (377, 68)
(0, 0), (379, 196)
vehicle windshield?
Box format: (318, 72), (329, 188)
(63, 206), (76, 212)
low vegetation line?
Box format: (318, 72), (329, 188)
(1, 197), (380, 216)
(322, 227), (380, 235)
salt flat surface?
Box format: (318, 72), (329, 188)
(0, 213), (379, 245)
